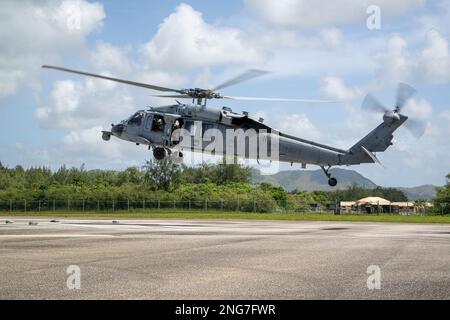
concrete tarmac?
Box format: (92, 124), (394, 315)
(0, 218), (449, 299)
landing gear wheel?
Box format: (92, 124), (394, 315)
(328, 177), (337, 187)
(153, 147), (166, 160)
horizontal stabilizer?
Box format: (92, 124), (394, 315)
(361, 146), (382, 166)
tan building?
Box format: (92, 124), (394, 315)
(339, 201), (356, 213)
(356, 197), (391, 213)
(340, 197), (433, 214)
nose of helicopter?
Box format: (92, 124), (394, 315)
(111, 123), (125, 136)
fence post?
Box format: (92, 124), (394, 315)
(10, 199), (12, 212)
(237, 199), (240, 212)
(24, 199), (26, 212)
(143, 199), (145, 210)
(253, 200), (256, 212)
(38, 200), (41, 212)
(67, 199), (70, 211)
(128, 199), (130, 211)
(221, 199), (223, 211)
(205, 200), (208, 211)
(158, 200), (160, 210)
(82, 199), (85, 212)
(97, 200), (100, 211)
(53, 199), (55, 211)
(112, 199), (115, 211)
(189, 200), (191, 210)
(174, 200), (176, 209)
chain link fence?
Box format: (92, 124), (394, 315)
(0, 199), (339, 213)
(0, 199), (445, 215)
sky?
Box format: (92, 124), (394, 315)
(0, 0), (449, 187)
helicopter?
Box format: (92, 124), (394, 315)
(42, 65), (425, 186)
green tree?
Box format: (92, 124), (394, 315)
(434, 173), (450, 214)
(143, 158), (181, 191)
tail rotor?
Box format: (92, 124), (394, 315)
(361, 83), (426, 138)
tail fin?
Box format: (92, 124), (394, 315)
(345, 114), (408, 164)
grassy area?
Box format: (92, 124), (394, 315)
(1, 210), (450, 223)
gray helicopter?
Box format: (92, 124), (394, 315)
(42, 65), (425, 186)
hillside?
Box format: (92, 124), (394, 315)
(253, 168), (377, 191)
(397, 185), (438, 201)
(253, 169), (439, 200)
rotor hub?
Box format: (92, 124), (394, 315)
(180, 88), (223, 100)
(383, 110), (401, 124)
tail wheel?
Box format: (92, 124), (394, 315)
(328, 178), (337, 187)
(153, 147), (166, 160)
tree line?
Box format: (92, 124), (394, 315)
(0, 160), (446, 213)
(434, 173), (450, 213)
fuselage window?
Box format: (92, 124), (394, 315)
(152, 115), (165, 132)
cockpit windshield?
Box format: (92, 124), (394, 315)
(128, 111), (144, 126)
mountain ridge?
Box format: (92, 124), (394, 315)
(252, 168), (438, 200)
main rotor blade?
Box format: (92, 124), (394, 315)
(151, 94), (193, 99)
(42, 65), (183, 93)
(404, 118), (426, 138)
(361, 93), (388, 113)
(213, 69), (269, 91)
(223, 95), (338, 103)
(396, 82), (417, 111)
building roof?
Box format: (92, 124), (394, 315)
(391, 202), (415, 207)
(340, 201), (356, 207)
(356, 197), (391, 206)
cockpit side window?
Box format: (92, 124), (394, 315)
(128, 112), (144, 126)
(151, 115), (165, 132)
(144, 115), (153, 130)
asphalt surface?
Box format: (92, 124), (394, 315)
(0, 218), (449, 299)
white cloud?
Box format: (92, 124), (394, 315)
(0, 0), (105, 97)
(278, 114), (322, 140)
(140, 3), (264, 70)
(89, 42), (133, 74)
(375, 30), (450, 84)
(255, 111), (322, 141)
(61, 126), (124, 161)
(418, 30), (450, 83)
(0, 127), (151, 169)
(35, 78), (135, 130)
(375, 34), (412, 84)
(319, 76), (362, 102)
(319, 28), (343, 49)
(402, 98), (433, 119)
(245, 0), (425, 29)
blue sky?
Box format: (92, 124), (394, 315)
(0, 0), (449, 187)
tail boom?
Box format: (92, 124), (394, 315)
(342, 114), (408, 165)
